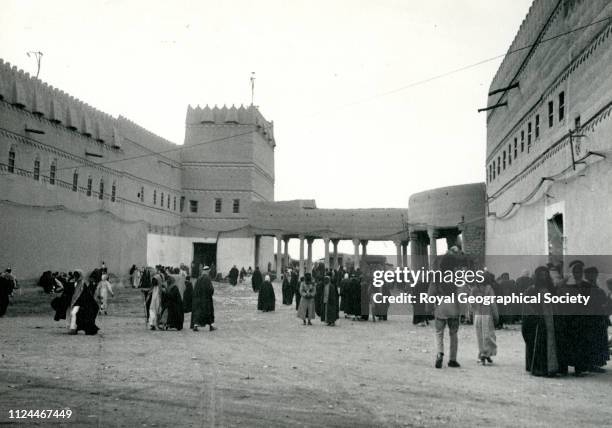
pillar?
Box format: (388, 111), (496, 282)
(323, 237), (330, 270)
(352, 238), (360, 270)
(332, 239), (339, 270)
(428, 227), (438, 269)
(275, 234), (283, 272)
(254, 235), (260, 268)
(394, 240), (402, 268)
(361, 240), (368, 260)
(409, 232), (420, 271)
(307, 237), (314, 273)
(283, 237), (290, 270)
(298, 235), (305, 279)
(401, 241), (408, 268)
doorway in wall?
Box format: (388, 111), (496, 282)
(193, 243), (217, 277)
(547, 213), (564, 266)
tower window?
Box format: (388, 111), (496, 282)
(161, 192), (164, 207)
(140, 186), (144, 202)
(215, 198), (222, 213)
(167, 194), (170, 209)
(87, 176), (93, 196)
(497, 156), (500, 175)
(173, 196), (177, 211)
(49, 160), (57, 185)
(527, 122), (532, 151)
(558, 92), (565, 121)
(233, 199), (240, 213)
(502, 151), (506, 170)
(111, 182), (116, 202)
(575, 116), (581, 129)
(548, 101), (554, 127)
(180, 196), (185, 212)
(535, 115), (540, 139)
(99, 179), (104, 200)
(72, 170), (78, 191)
(153, 190), (157, 205)
(33, 158), (40, 181)
(189, 200), (198, 213)
(8, 147), (15, 173)
(492, 160), (496, 179)
(513, 138), (518, 159)
(508, 144), (512, 166)
(521, 130), (524, 152)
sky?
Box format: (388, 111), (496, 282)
(0, 0), (533, 258)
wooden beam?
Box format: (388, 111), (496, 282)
(488, 82), (519, 96)
(478, 101), (508, 113)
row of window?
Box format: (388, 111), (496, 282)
(188, 198), (240, 214)
(488, 91), (570, 183)
(7, 148), (118, 201)
(7, 148), (243, 214)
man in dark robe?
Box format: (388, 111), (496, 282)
(252, 266), (263, 292)
(183, 276), (193, 314)
(320, 276), (339, 326)
(228, 265), (239, 286)
(556, 261), (590, 376)
(521, 266), (559, 377)
(291, 270), (300, 310)
(257, 275), (276, 312)
(191, 267), (216, 331)
(65, 270), (99, 335)
(161, 277), (184, 330)
(584, 266), (610, 372)
(282, 271), (293, 305)
(339, 273), (350, 316)
(0, 269), (17, 317)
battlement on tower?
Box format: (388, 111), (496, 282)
(185, 104), (275, 146)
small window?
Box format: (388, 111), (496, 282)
(215, 198), (222, 213)
(161, 192), (164, 207)
(535, 115), (540, 139)
(502, 151), (506, 170)
(497, 156), (500, 176)
(548, 101), (554, 127)
(173, 196), (177, 211)
(111, 182), (116, 202)
(99, 179), (104, 200)
(140, 186), (144, 202)
(167, 194), (170, 209)
(233, 199), (240, 213)
(153, 190), (157, 205)
(513, 138), (518, 159)
(49, 160), (57, 185)
(488, 165), (492, 182)
(520, 130), (524, 152)
(72, 170), (78, 191)
(87, 176), (93, 196)
(574, 116), (581, 129)
(492, 160), (496, 179)
(180, 196), (185, 212)
(8, 147), (15, 173)
(189, 200), (198, 213)
(33, 158), (40, 181)
(558, 92), (565, 121)
(507, 144), (512, 166)
(527, 122), (532, 151)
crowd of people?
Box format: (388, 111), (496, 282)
(2, 252), (611, 380)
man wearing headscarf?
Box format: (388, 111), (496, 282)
(339, 273), (350, 316)
(191, 267), (216, 331)
(320, 276), (339, 326)
(258, 274), (276, 312)
(290, 269), (300, 310)
(297, 273), (316, 325)
(95, 274), (114, 315)
(146, 273), (164, 330)
(282, 270), (293, 305)
(251, 266), (263, 292)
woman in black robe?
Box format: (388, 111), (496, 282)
(191, 270), (216, 331)
(164, 282), (184, 330)
(251, 267), (263, 292)
(67, 270), (99, 335)
(281, 272), (293, 305)
(257, 275), (276, 312)
(521, 266), (558, 376)
(412, 280), (432, 325)
(228, 265), (239, 286)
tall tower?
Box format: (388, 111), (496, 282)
(181, 104), (275, 274)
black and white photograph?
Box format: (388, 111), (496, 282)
(1, 0), (612, 426)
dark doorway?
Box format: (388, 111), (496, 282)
(547, 213), (563, 265)
(193, 243), (217, 277)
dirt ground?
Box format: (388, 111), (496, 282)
(1, 280), (611, 428)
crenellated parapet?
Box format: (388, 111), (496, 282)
(185, 104), (275, 146)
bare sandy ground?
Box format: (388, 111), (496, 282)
(1, 281), (611, 428)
